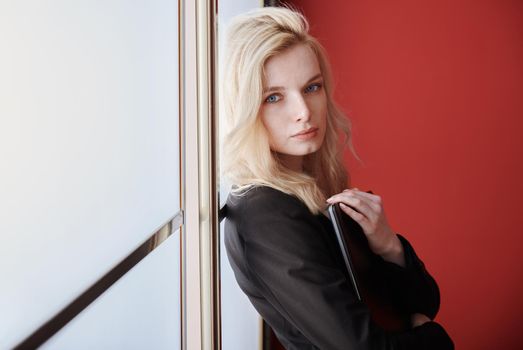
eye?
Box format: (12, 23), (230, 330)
(265, 94), (281, 104)
(305, 82), (322, 93)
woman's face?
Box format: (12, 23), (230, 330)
(260, 43), (327, 171)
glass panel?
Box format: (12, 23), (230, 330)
(41, 230), (181, 350)
(220, 218), (261, 350)
(217, 1), (262, 349)
(0, 1), (179, 348)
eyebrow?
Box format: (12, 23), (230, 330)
(262, 73), (323, 94)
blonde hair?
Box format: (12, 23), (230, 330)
(220, 6), (355, 214)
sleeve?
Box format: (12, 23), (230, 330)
(372, 234), (441, 319)
(239, 189), (453, 350)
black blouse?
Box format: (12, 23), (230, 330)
(224, 185), (454, 350)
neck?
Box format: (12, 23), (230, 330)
(277, 153), (304, 172)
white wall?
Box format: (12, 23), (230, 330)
(218, 1), (263, 350)
(0, 1), (180, 348)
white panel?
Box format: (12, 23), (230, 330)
(41, 231), (181, 350)
(220, 220), (261, 350)
(218, 2), (262, 349)
(0, 1), (179, 348)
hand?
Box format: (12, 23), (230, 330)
(326, 188), (405, 266)
(411, 313), (431, 328)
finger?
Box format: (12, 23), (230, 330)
(339, 192), (383, 224)
(347, 189), (382, 203)
(330, 191), (379, 213)
(339, 203), (377, 236)
(346, 192), (383, 215)
(343, 187), (359, 192)
(328, 194), (376, 221)
(343, 187), (381, 203)
(339, 203), (368, 226)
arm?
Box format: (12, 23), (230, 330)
(327, 189), (440, 318)
(374, 234), (441, 318)
(240, 188), (453, 350)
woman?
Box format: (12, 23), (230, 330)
(221, 7), (453, 350)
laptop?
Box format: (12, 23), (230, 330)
(327, 202), (410, 331)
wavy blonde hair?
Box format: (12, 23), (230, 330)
(220, 6), (355, 214)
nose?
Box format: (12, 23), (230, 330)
(292, 94), (311, 122)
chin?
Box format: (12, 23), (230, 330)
(297, 143), (323, 156)
(307, 139), (324, 152)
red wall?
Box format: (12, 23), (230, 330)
(291, 0), (523, 349)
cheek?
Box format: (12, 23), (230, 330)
(316, 102), (328, 130)
(320, 109), (327, 128)
(315, 101), (328, 142)
(261, 108), (286, 134)
(260, 115), (273, 136)
(311, 94), (328, 122)
(260, 111), (283, 146)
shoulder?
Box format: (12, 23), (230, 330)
(227, 185), (309, 220)
(225, 185), (325, 244)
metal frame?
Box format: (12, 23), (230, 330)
(181, 0), (219, 349)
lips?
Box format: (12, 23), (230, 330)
(292, 127), (319, 140)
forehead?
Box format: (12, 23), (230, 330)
(263, 44), (321, 85)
